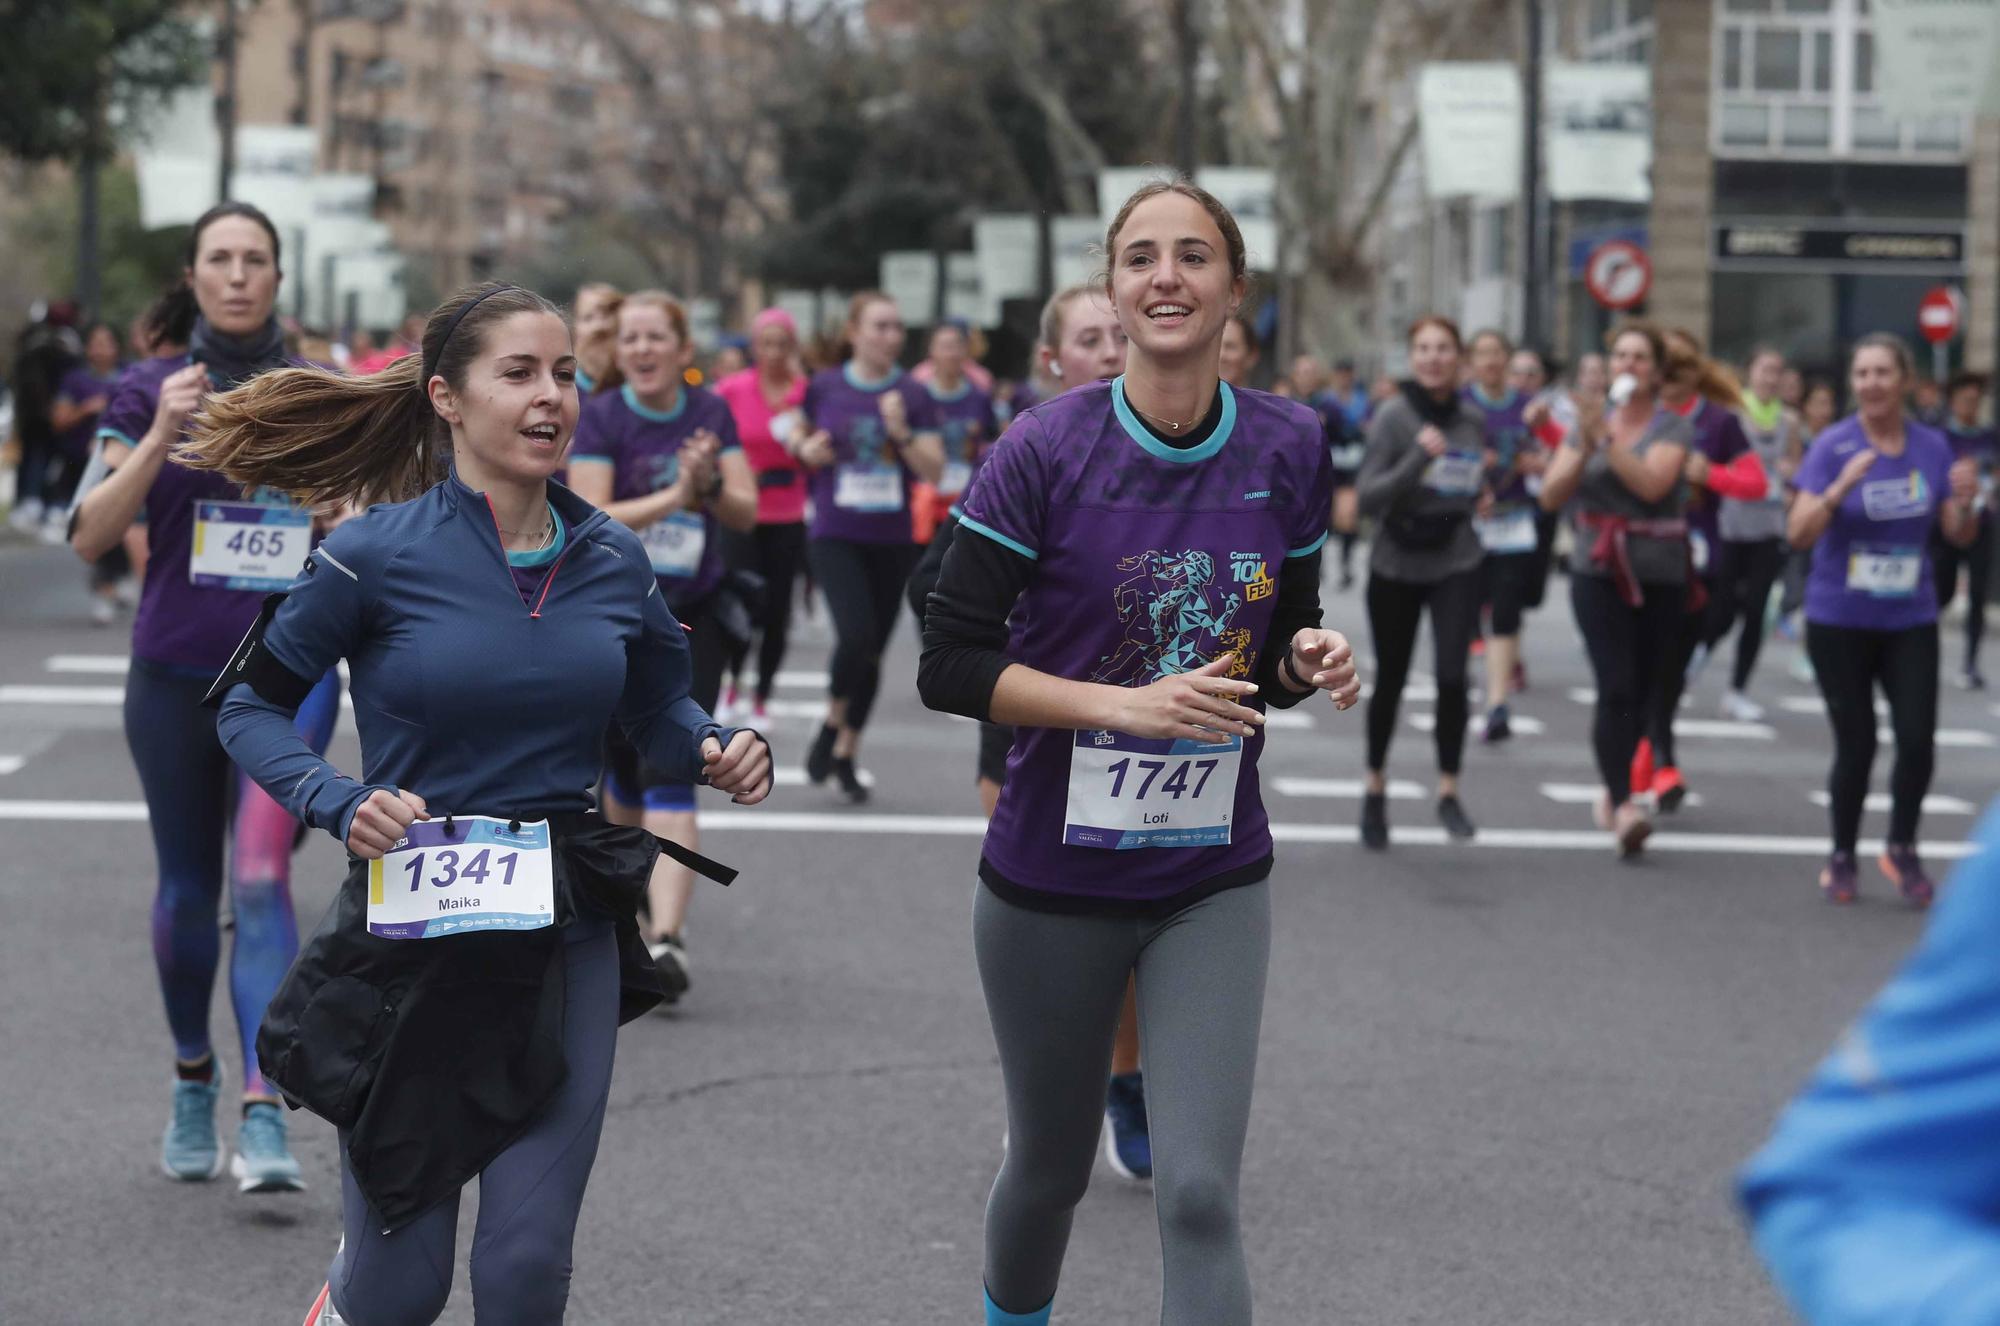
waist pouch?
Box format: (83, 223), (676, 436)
(1385, 508), (1468, 551)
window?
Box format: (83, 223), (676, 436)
(1584, 0), (1653, 62)
(1712, 0), (1968, 159)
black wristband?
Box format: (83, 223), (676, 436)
(1280, 649), (1312, 692)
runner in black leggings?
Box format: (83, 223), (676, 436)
(791, 292), (944, 801)
(1788, 334), (1981, 905)
(1934, 371), (1995, 690)
(1538, 321), (1694, 858)
(1354, 315), (1487, 849)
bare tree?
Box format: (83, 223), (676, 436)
(1219, 0), (1509, 361)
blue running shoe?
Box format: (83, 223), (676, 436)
(162, 1071), (224, 1181)
(233, 1101), (306, 1193)
(1103, 1071), (1152, 1181)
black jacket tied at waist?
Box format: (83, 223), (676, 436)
(256, 813), (701, 1230)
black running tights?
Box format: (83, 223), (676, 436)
(1365, 569), (1479, 776)
(808, 536), (917, 732)
(1805, 621), (1938, 855)
(1572, 573), (1683, 805)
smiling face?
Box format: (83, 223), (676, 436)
(188, 215), (281, 336)
(1507, 350), (1545, 397)
(1574, 352), (1609, 399)
(616, 302), (689, 399)
(751, 321), (795, 374)
(1950, 382), (1984, 426)
(1043, 291), (1126, 388)
(86, 325), (120, 373)
(1747, 351), (1784, 400)
(1803, 384), (1837, 432)
(850, 297), (905, 376)
(1850, 344), (1908, 422)
(432, 310), (578, 485)
(1109, 191), (1245, 370)
(1408, 323), (1461, 394)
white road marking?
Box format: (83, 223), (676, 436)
(1, 800), (1978, 859)
(1782, 694), (1886, 717)
(0, 685), (124, 705)
(772, 670), (831, 690)
(0, 756), (23, 776)
(1273, 778), (1427, 800)
(1540, 782), (1705, 809)
(1807, 790), (1974, 815)
(772, 767), (875, 788)
(1926, 729), (1997, 749)
(45, 655), (130, 674)
(1407, 712), (1545, 735)
(1670, 719), (1777, 740)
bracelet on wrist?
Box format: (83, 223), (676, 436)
(1280, 651), (1312, 692)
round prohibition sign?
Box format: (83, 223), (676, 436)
(1585, 241), (1652, 312)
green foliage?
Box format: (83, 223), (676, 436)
(12, 163), (188, 327)
(0, 0), (204, 162)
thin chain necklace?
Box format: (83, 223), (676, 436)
(498, 505), (554, 551)
(1131, 392), (1211, 434)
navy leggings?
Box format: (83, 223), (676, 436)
(330, 919), (620, 1326)
(124, 657), (339, 1093)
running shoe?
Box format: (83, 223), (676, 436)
(1470, 637), (1486, 659)
(89, 596), (116, 626)
(752, 698), (770, 721)
(1960, 668), (1987, 692)
(8, 497), (43, 532)
(1629, 739), (1655, 807)
(1436, 795), (1477, 841)
(161, 1068), (224, 1181)
(38, 516), (66, 545)
(1480, 705), (1512, 744)
(1878, 845), (1936, 909)
(233, 1101), (306, 1193)
(649, 933), (691, 1003)
(1720, 689), (1764, 722)
(302, 1281), (346, 1326)
(805, 723), (837, 785)
(1360, 792), (1389, 851)
(1612, 802), (1652, 859)
(1652, 766), (1687, 815)
(1818, 851), (1859, 905)
(832, 755), (870, 804)
(1102, 1072), (1152, 1181)
(1788, 650), (1816, 684)
(714, 685), (742, 726)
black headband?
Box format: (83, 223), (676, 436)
(422, 284), (520, 387)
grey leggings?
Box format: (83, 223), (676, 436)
(329, 918), (620, 1326)
(975, 879), (1272, 1326)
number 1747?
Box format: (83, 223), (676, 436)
(1104, 757), (1218, 801)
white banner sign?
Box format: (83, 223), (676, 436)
(1872, 0), (2000, 117)
(944, 253), (983, 326)
(880, 252), (936, 325)
(1545, 63), (1652, 204)
(974, 214), (1038, 326)
(1052, 215), (1103, 289)
(1418, 63), (1522, 202)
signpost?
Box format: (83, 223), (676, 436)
(1918, 285), (1963, 382)
(1584, 240), (1651, 311)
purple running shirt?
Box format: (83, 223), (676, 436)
(1795, 415), (1957, 632)
(802, 365), (939, 544)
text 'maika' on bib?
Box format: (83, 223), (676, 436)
(367, 816), (555, 939)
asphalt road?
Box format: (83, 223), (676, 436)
(3, 533), (1996, 1325)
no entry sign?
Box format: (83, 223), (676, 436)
(1585, 241), (1651, 311)
(1918, 286), (1962, 344)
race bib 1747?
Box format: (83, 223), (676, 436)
(1064, 732), (1242, 850)
(367, 816), (556, 939)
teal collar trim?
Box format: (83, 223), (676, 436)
(622, 382), (687, 423)
(926, 377), (972, 402)
(1111, 375), (1235, 464)
(842, 362), (902, 392)
(575, 368), (596, 395)
(505, 504), (566, 567)
(1469, 383), (1518, 411)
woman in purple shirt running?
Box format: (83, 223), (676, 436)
(1789, 334), (1981, 905)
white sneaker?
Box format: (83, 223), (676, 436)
(90, 596), (116, 626)
(8, 498), (44, 532)
(1720, 689), (1764, 722)
(38, 516), (67, 545)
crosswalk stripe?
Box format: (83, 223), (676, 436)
(1540, 782), (1705, 808)
(1927, 729), (1997, 749)
(1807, 790), (1974, 815)
(1407, 712), (1545, 735)
(1273, 777), (1427, 799)
(0, 685), (124, 705)
(45, 655), (130, 674)
(0, 800), (1978, 858)
(1671, 719), (1777, 740)
(0, 756), (23, 776)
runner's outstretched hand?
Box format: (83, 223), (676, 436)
(703, 730), (773, 804)
(1285, 629), (1362, 710)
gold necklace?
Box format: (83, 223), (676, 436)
(1132, 395), (1209, 434)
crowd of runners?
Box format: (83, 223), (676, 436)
(3, 175), (1996, 1325)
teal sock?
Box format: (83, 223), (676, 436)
(984, 1288), (1052, 1325)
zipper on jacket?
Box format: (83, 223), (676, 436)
(482, 493), (567, 619)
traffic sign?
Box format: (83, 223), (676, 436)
(1584, 241), (1651, 311)
(1917, 285), (1962, 343)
